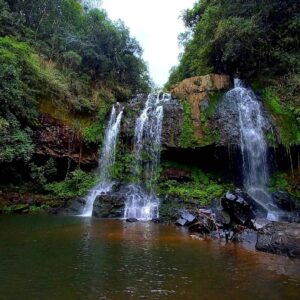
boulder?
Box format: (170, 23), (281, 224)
(92, 183), (127, 218)
(256, 222), (300, 258)
(221, 189), (256, 226)
(93, 193), (125, 218)
(126, 218), (138, 223)
(66, 197), (86, 215)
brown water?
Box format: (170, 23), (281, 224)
(0, 216), (299, 299)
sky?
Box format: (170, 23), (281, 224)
(101, 0), (196, 86)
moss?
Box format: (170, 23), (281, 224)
(180, 100), (198, 148)
(200, 91), (222, 145)
(45, 169), (99, 199)
(179, 92), (222, 148)
(262, 88), (300, 147)
(159, 161), (231, 206)
(269, 171), (300, 203)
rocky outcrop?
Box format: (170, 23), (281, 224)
(161, 98), (183, 147)
(272, 191), (299, 212)
(35, 114), (98, 167)
(92, 183), (127, 218)
(171, 74), (231, 139)
(221, 190), (258, 226)
(256, 222), (300, 258)
(161, 167), (192, 182)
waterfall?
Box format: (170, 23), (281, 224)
(81, 105), (123, 217)
(225, 79), (278, 220)
(124, 92), (171, 220)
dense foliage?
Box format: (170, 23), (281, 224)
(0, 0), (150, 166)
(1, 0), (150, 95)
(0, 0), (151, 199)
(167, 0), (300, 86)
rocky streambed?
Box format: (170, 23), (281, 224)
(67, 183), (300, 259)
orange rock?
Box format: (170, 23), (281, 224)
(171, 74), (231, 139)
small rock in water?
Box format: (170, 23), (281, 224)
(175, 218), (188, 226)
(181, 212), (196, 223)
(251, 218), (271, 230)
(151, 218), (161, 223)
(126, 218), (138, 223)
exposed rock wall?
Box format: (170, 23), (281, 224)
(171, 74), (231, 140)
(34, 114), (98, 167)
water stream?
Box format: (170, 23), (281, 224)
(124, 92), (171, 220)
(81, 104), (123, 217)
(225, 79), (279, 220)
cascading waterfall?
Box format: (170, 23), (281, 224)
(81, 105), (123, 217)
(226, 79), (278, 220)
(124, 92), (171, 220)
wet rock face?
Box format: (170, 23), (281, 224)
(272, 191), (299, 212)
(35, 114), (98, 167)
(256, 222), (300, 258)
(215, 88), (276, 145)
(171, 74), (231, 140)
(121, 95), (183, 148)
(161, 98), (183, 147)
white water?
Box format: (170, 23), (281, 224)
(226, 79), (279, 220)
(81, 105), (123, 217)
(124, 92), (171, 220)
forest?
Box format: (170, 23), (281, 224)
(0, 1), (300, 298)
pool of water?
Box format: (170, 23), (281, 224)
(0, 216), (299, 299)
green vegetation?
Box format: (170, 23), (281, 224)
(46, 169), (99, 199)
(180, 92), (222, 148)
(0, 0), (150, 165)
(180, 100), (197, 148)
(159, 161), (231, 206)
(200, 92), (222, 145)
(168, 0), (300, 86)
(262, 88), (300, 146)
(269, 171), (300, 202)
(0, 0), (151, 201)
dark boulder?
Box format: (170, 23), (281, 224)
(126, 218), (138, 223)
(93, 194), (125, 218)
(66, 197), (86, 215)
(92, 183), (127, 218)
(256, 222), (300, 258)
(221, 189), (256, 226)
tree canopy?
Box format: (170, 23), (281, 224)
(167, 0), (300, 87)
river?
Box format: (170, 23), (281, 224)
(0, 216), (299, 299)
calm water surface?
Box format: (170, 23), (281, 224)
(0, 216), (299, 299)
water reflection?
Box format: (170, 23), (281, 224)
(0, 216), (299, 300)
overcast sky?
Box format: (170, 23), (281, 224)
(101, 0), (196, 86)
